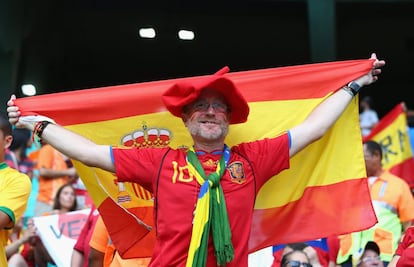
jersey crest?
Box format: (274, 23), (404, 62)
(227, 161), (246, 184)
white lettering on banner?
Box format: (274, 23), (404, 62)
(33, 208), (91, 267)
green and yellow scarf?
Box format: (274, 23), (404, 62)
(185, 145), (234, 267)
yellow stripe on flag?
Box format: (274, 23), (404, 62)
(252, 97), (364, 208)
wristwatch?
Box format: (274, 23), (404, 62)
(347, 81), (361, 96)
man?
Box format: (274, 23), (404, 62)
(336, 140), (414, 266)
(0, 116), (32, 267)
(7, 53), (385, 267)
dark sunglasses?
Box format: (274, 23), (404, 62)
(285, 260), (313, 267)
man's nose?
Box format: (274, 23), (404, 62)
(206, 104), (216, 113)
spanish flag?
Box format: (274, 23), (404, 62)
(363, 102), (414, 188)
(15, 59), (377, 257)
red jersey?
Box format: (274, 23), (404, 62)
(395, 226), (414, 267)
(113, 133), (290, 267)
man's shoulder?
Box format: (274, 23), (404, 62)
(380, 170), (410, 186)
(0, 167), (31, 196)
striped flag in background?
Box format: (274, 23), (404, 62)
(363, 102), (414, 188)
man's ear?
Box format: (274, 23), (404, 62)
(4, 135), (12, 149)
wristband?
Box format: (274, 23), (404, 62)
(347, 81), (361, 96)
(33, 121), (52, 140)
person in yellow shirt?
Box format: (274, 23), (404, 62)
(0, 116), (32, 267)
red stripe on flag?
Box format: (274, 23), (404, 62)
(15, 59), (374, 126)
(248, 178), (377, 252)
(389, 158), (414, 188)
(131, 183), (153, 201)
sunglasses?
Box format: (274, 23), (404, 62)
(360, 255), (381, 263)
(285, 260), (313, 267)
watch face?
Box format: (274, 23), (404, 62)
(349, 82), (361, 93)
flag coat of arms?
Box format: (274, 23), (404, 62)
(15, 59), (377, 257)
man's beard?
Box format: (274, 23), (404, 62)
(188, 122), (229, 141)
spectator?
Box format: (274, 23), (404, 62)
(280, 249), (313, 267)
(31, 183), (78, 267)
(359, 96), (379, 137)
(42, 182), (78, 215)
(336, 140), (414, 266)
(356, 241), (383, 267)
(0, 115), (32, 267)
(273, 242), (327, 267)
